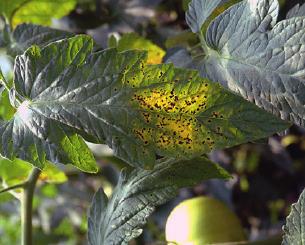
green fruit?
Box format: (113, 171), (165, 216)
(165, 197), (246, 245)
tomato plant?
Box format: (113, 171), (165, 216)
(0, 0), (304, 244)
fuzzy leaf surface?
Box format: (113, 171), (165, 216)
(1, 35), (289, 169)
(282, 188), (305, 244)
(196, 0), (305, 126)
(87, 157), (230, 245)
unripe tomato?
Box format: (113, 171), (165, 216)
(165, 197), (246, 245)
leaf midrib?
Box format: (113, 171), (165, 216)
(25, 99), (238, 156)
(30, 99), (240, 121)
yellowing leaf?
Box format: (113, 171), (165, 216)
(109, 33), (165, 64)
(127, 64), (289, 160)
(4, 36), (289, 170)
(38, 162), (67, 184)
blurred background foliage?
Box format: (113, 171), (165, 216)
(0, 0), (305, 244)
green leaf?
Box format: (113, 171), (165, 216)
(0, 35), (98, 172)
(164, 47), (194, 69)
(109, 33), (165, 64)
(0, 158), (29, 186)
(0, 68), (9, 88)
(38, 162), (67, 184)
(287, 3), (305, 18)
(2, 35), (289, 170)
(282, 188), (305, 245)
(194, 0), (305, 126)
(184, 0), (242, 37)
(87, 157), (230, 245)
(186, 0), (226, 33)
(183, 0), (192, 11)
(0, 0), (23, 21)
(40, 184), (58, 198)
(200, 0), (242, 35)
(0, 157), (67, 187)
(0, 69), (15, 120)
(165, 30), (198, 49)
(107, 35), (117, 48)
(0, 192), (13, 202)
(0, 88), (16, 120)
(6, 23), (73, 57)
(0, 0), (77, 27)
(0, 215), (21, 244)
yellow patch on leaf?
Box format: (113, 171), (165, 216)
(130, 79), (217, 156)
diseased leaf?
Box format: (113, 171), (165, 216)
(87, 157), (230, 245)
(6, 23), (73, 57)
(109, 33), (165, 64)
(287, 3), (305, 18)
(282, 188), (305, 245)
(128, 65), (289, 167)
(0, 0), (77, 27)
(195, 0), (305, 126)
(1, 35), (289, 170)
(186, 0), (226, 33)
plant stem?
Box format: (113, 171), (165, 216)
(0, 183), (26, 194)
(0, 71), (11, 93)
(198, 30), (210, 55)
(21, 168), (41, 245)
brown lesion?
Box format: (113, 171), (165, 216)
(133, 127), (153, 145)
(132, 82), (210, 115)
(134, 112), (209, 155)
(130, 78), (219, 155)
